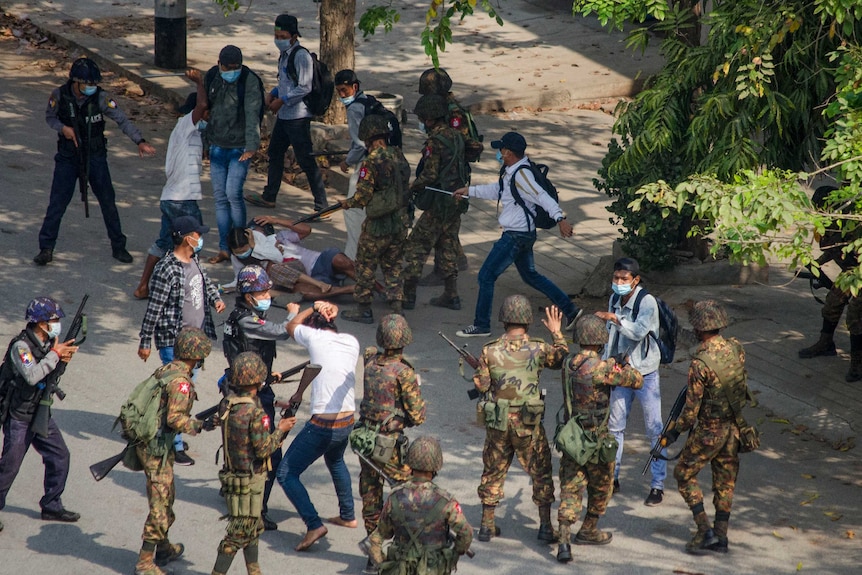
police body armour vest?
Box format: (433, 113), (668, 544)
(3, 329), (49, 420)
(57, 82), (107, 156)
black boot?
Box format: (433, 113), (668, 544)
(403, 280), (417, 310)
(33, 248), (53, 266)
(537, 504), (556, 542)
(429, 276), (461, 310)
(342, 304), (374, 324)
(556, 522), (572, 562)
(798, 320), (838, 358)
(847, 334), (862, 382)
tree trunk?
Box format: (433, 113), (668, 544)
(675, 0), (704, 47)
(319, 0), (355, 125)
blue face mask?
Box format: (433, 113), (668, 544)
(47, 321), (62, 339)
(611, 282), (633, 297)
(194, 236), (204, 253)
(418, 121), (427, 134)
(274, 38), (292, 52)
(221, 69), (241, 83)
(495, 150), (504, 164)
(81, 85), (97, 96)
(339, 95), (356, 106)
(236, 247), (253, 259)
(252, 297), (272, 313)
(196, 120), (208, 132)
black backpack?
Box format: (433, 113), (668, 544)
(611, 288), (679, 364)
(354, 94), (402, 148)
(499, 160), (561, 230)
(204, 65), (266, 123)
(287, 46), (335, 117)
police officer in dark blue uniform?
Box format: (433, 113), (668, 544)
(35, 57), (157, 266)
(0, 297), (81, 525)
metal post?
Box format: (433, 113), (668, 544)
(154, 0), (187, 69)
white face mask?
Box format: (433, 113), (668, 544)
(47, 321), (62, 339)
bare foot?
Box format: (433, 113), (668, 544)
(208, 250), (230, 264)
(295, 525), (328, 551)
(133, 286), (149, 299)
(327, 516), (358, 528)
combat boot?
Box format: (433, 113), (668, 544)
(798, 320), (838, 358)
(135, 542), (171, 575)
(243, 545), (261, 575)
(537, 504), (556, 542)
(707, 513), (730, 553)
(155, 542), (184, 566)
(685, 509), (719, 554)
(33, 248), (53, 266)
(342, 304), (374, 324)
(574, 513), (612, 545)
(847, 334), (862, 382)
(477, 504), (500, 542)
(403, 280), (418, 310)
(429, 277), (461, 310)
(556, 522), (573, 563)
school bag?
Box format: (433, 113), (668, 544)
(355, 94), (403, 148)
(499, 160), (561, 230)
(287, 46), (335, 117)
(204, 65), (266, 123)
(611, 288), (679, 364)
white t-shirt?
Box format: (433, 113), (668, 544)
(161, 113), (203, 201)
(276, 230), (321, 274)
(293, 324), (358, 415)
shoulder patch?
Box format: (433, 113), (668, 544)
(262, 414), (270, 429)
(48, 97), (56, 109)
(17, 347), (34, 367)
(453, 501), (462, 514)
(422, 145), (433, 158)
(107, 99), (118, 109)
(449, 117), (461, 128)
(178, 381), (191, 395)
(358, 166), (368, 180)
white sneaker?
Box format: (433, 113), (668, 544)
(565, 309), (584, 331)
(456, 325), (491, 338)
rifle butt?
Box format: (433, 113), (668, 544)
(90, 446), (129, 482)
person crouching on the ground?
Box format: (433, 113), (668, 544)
(556, 315), (643, 563)
(340, 114), (411, 324)
(277, 301), (359, 551)
(134, 70), (209, 299)
(667, 300), (750, 555)
(210, 352), (296, 575)
(472, 296), (567, 543)
(452, 131), (580, 338)
(133, 328), (213, 575)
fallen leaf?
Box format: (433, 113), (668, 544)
(801, 474), (815, 479)
(824, 511), (842, 521)
(796, 562), (803, 571)
(773, 530), (785, 539)
(846, 530), (855, 539)
(772, 418), (791, 424)
(800, 492), (820, 505)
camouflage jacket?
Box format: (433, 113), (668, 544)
(474, 332), (568, 404)
(410, 124), (468, 218)
(563, 350), (643, 430)
(222, 392), (284, 474)
(360, 348), (426, 429)
(159, 361), (202, 436)
(446, 95), (482, 162)
(675, 335), (747, 432)
(369, 477), (473, 561)
(348, 145), (411, 236)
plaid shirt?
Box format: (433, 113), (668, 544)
(138, 251), (221, 350)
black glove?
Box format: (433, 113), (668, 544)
(202, 417), (217, 432)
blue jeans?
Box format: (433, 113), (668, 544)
(276, 420), (354, 530)
(0, 417), (70, 513)
(158, 346), (194, 453)
(150, 200), (203, 257)
(608, 370), (666, 490)
(209, 145), (249, 251)
(473, 231), (577, 330)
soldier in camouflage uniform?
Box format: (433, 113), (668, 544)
(473, 295), (568, 543)
(402, 94), (469, 312)
(210, 352), (296, 575)
(416, 68), (483, 287)
(665, 300), (748, 554)
(358, 315), (427, 544)
(134, 328), (212, 575)
(556, 315), (643, 563)
(368, 436), (472, 575)
(341, 115), (411, 324)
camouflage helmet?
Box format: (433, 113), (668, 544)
(231, 352), (268, 388)
(406, 436), (443, 472)
(25, 297), (65, 323)
(413, 94), (448, 121)
(689, 300), (728, 332)
(576, 315), (609, 346)
(418, 67), (452, 96)
(238, 265), (273, 294)
(358, 114), (391, 142)
(69, 57), (101, 83)
(498, 294), (533, 325)
(376, 314), (413, 349)
(174, 327), (213, 360)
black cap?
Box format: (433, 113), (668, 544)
(613, 257), (640, 277)
(219, 45), (243, 67)
(173, 216), (210, 236)
(491, 132), (527, 155)
(274, 14), (301, 36)
(334, 69), (360, 86)
(177, 92), (197, 115)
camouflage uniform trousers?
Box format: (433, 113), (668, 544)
(403, 210), (461, 282)
(843, 295), (862, 334)
(218, 472), (266, 555)
(354, 227), (405, 304)
(557, 455), (614, 524)
(359, 449), (411, 534)
(478, 423), (554, 507)
(674, 419), (740, 514)
(137, 446), (176, 543)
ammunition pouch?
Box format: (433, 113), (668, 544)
(520, 399), (545, 427)
(738, 424), (760, 453)
(350, 416), (402, 465)
(371, 432), (398, 465)
(595, 427), (619, 465)
(483, 399), (509, 432)
(219, 469), (265, 518)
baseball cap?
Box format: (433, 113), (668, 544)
(490, 132), (527, 155)
(274, 14), (301, 36)
(219, 45), (243, 67)
(173, 216), (210, 236)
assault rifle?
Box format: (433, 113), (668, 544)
(291, 203), (344, 225)
(642, 385), (688, 475)
(279, 363), (321, 421)
(32, 294), (88, 439)
(798, 265), (834, 305)
(438, 332), (481, 400)
(67, 101), (90, 218)
(309, 150), (350, 157)
(89, 444), (131, 482)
